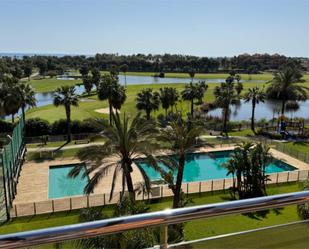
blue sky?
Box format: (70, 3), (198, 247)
(1, 0), (308, 57)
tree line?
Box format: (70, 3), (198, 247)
(0, 53), (304, 80)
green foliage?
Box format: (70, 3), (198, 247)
(71, 113), (159, 201)
(213, 76), (242, 135)
(224, 142), (272, 199)
(181, 81), (208, 116)
(53, 85), (79, 142)
(244, 87), (266, 133)
(25, 118), (51, 137)
(297, 181), (309, 220)
(97, 74), (126, 123)
(76, 198), (155, 249)
(136, 88), (160, 120)
(266, 65), (308, 115)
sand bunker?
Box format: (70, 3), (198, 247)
(95, 108), (120, 114)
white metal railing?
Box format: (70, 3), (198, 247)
(0, 191), (309, 249)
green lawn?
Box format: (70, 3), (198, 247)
(284, 141), (309, 154)
(0, 183), (303, 242)
(26, 78), (82, 93)
(26, 82), (270, 123)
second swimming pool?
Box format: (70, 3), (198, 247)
(135, 150), (296, 183)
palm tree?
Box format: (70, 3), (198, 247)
(195, 81), (208, 104)
(136, 88), (160, 120)
(154, 118), (205, 208)
(214, 77), (241, 136)
(70, 113), (158, 202)
(120, 64), (129, 87)
(244, 87), (265, 134)
(16, 82), (36, 121)
(159, 87), (171, 116)
(181, 83), (197, 116)
(224, 142), (271, 199)
(168, 87), (179, 112)
(0, 77), (21, 122)
(53, 86), (78, 142)
(82, 76), (93, 95)
(97, 74), (126, 124)
(91, 68), (101, 87)
(188, 68), (195, 83)
(266, 66), (307, 115)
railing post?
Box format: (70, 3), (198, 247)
(52, 200), (55, 213)
(70, 198), (72, 210)
(161, 186), (163, 199)
(298, 171), (300, 181)
(287, 172), (290, 182)
(14, 205), (17, 217)
(211, 180), (213, 194)
(160, 225), (168, 249)
(276, 173), (279, 184)
(223, 179), (225, 193)
(87, 195), (89, 208)
(199, 182), (201, 197)
(103, 193), (106, 205)
(186, 183), (189, 197)
(33, 202), (36, 215)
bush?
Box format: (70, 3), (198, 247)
(25, 118), (51, 137)
(52, 118), (104, 135)
(297, 181), (309, 220)
(0, 119), (14, 133)
(51, 119), (68, 135)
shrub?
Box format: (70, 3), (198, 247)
(25, 118), (51, 137)
(52, 118), (105, 135)
(297, 181), (309, 220)
(51, 119), (68, 135)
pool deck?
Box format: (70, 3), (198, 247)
(13, 146), (309, 205)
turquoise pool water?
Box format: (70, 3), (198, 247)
(136, 151), (296, 183)
(48, 164), (89, 199)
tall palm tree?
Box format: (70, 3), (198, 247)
(97, 74), (126, 124)
(244, 87), (265, 134)
(70, 113), (159, 202)
(154, 119), (205, 208)
(266, 66), (307, 115)
(168, 87), (179, 112)
(182, 81), (208, 116)
(53, 86), (78, 142)
(214, 78), (241, 136)
(159, 87), (171, 116)
(136, 88), (160, 120)
(181, 83), (197, 116)
(82, 76), (93, 95)
(16, 82), (36, 121)
(120, 64), (129, 87)
(188, 69), (195, 83)
(0, 77), (21, 122)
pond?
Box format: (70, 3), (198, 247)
(208, 99), (309, 121)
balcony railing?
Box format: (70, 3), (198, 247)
(0, 190), (309, 249)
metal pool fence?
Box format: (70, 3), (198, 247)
(0, 119), (25, 222)
(251, 137), (309, 164)
(10, 169), (309, 218)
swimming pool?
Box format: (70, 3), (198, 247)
(48, 164), (89, 199)
(135, 151), (296, 183)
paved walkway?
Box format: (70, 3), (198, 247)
(27, 142), (105, 152)
(26, 135), (244, 152)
